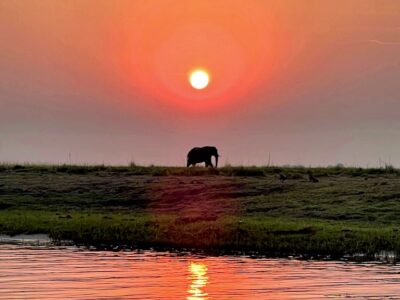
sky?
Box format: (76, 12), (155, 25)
(1, 0), (400, 167)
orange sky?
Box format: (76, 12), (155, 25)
(1, 1), (400, 166)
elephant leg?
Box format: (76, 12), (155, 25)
(205, 159), (213, 168)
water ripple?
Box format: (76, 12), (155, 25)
(1, 245), (400, 299)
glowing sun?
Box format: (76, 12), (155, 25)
(189, 70), (209, 90)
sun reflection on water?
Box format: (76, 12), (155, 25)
(187, 262), (209, 300)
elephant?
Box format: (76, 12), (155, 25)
(187, 146), (219, 168)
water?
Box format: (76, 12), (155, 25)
(1, 245), (400, 299)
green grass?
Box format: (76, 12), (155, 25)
(1, 163), (400, 259)
(0, 210), (399, 258)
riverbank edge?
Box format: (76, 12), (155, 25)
(1, 210), (399, 261)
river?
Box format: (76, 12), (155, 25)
(1, 245), (399, 299)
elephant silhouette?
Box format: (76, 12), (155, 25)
(187, 146), (219, 168)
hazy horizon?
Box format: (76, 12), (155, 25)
(1, 1), (400, 167)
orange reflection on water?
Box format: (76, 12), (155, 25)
(187, 262), (209, 300)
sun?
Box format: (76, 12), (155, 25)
(189, 70), (210, 90)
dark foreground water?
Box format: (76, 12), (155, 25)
(1, 245), (400, 299)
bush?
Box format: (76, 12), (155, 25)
(231, 167), (265, 177)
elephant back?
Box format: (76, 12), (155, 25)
(187, 147), (201, 157)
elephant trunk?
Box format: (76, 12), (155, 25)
(215, 155), (219, 168)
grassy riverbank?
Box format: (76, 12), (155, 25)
(1, 164), (400, 258)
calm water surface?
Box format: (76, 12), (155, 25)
(1, 245), (400, 299)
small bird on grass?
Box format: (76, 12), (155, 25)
(307, 171), (319, 183)
(278, 173), (287, 183)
